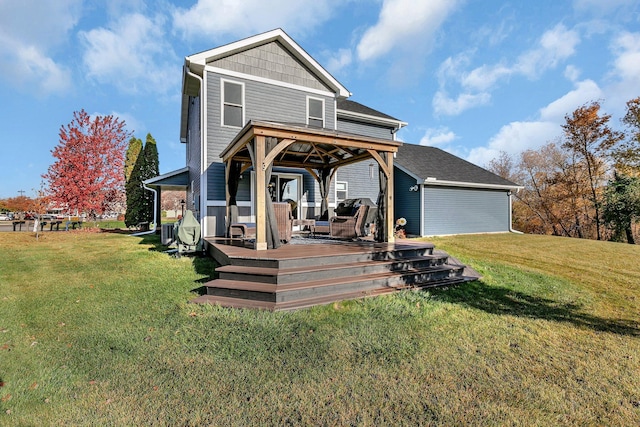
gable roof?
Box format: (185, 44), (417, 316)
(185, 28), (350, 98)
(395, 144), (521, 190)
(337, 99), (407, 129)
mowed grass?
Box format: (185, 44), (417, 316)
(0, 231), (638, 426)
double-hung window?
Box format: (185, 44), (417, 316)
(222, 80), (244, 128)
(307, 97), (324, 128)
(336, 181), (348, 202)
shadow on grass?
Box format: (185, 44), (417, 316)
(433, 280), (639, 337)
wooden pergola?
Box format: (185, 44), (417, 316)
(220, 121), (401, 250)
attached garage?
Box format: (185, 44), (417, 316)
(394, 144), (521, 237)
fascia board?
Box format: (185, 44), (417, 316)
(423, 178), (523, 191)
(394, 163), (422, 184)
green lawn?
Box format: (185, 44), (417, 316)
(1, 231), (638, 425)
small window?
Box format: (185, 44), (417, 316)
(336, 181), (348, 202)
(308, 97), (324, 128)
(223, 80), (244, 127)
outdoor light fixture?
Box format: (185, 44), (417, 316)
(409, 185), (419, 192)
(369, 163), (375, 179)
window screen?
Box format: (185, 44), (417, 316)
(308, 98), (324, 128)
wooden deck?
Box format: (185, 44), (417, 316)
(191, 237), (479, 311)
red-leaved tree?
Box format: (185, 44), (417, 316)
(43, 109), (131, 217)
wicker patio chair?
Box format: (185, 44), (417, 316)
(230, 202), (292, 243)
(273, 202), (293, 243)
(329, 205), (369, 239)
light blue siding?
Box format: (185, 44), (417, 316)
(423, 186), (510, 235)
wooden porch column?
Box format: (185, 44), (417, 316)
(254, 136), (267, 250)
(385, 152), (395, 244)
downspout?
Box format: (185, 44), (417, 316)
(185, 64), (205, 237)
(131, 183), (158, 236)
(508, 190), (523, 234)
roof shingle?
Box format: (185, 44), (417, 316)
(395, 144), (519, 187)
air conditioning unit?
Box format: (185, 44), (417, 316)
(161, 223), (175, 245)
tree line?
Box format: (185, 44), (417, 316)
(488, 97), (640, 244)
(11, 109), (163, 226)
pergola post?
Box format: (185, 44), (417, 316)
(385, 152), (395, 243)
(254, 136), (267, 250)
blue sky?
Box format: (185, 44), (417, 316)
(1, 0), (639, 198)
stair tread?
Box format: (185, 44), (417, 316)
(216, 254), (448, 276)
(205, 264), (464, 293)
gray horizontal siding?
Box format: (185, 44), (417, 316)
(337, 118), (394, 140)
(423, 186), (510, 235)
(336, 161), (379, 202)
(205, 71), (336, 200)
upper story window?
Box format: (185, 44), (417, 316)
(307, 97), (324, 128)
(222, 80), (244, 128)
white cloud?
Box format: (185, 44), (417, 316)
(325, 48), (353, 75)
(515, 24), (580, 78)
(418, 127), (457, 147)
(172, 0), (339, 40)
(0, 0), (81, 95)
(467, 121), (560, 167)
(602, 31), (640, 115)
(539, 79), (602, 121)
(461, 64), (512, 91)
(564, 65), (581, 82)
(356, 0), (461, 62)
(435, 23), (580, 116)
(610, 32), (640, 84)
(80, 13), (179, 95)
(466, 78), (601, 167)
(433, 90), (491, 116)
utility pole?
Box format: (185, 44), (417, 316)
(17, 190), (25, 196)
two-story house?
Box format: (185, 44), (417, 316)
(176, 29), (405, 243)
(146, 28), (520, 246)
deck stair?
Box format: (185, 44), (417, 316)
(192, 239), (478, 310)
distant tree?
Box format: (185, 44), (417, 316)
(486, 151), (516, 182)
(603, 172), (640, 244)
(125, 133), (160, 227)
(561, 101), (624, 240)
(614, 97), (640, 175)
(161, 190), (187, 217)
(125, 137), (143, 184)
(43, 110), (130, 218)
(2, 196), (34, 213)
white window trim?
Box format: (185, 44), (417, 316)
(335, 181), (348, 202)
(306, 96), (325, 127)
(221, 78), (245, 129)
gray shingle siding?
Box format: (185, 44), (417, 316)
(423, 187), (509, 235)
(393, 168), (421, 236)
(210, 41), (331, 92)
